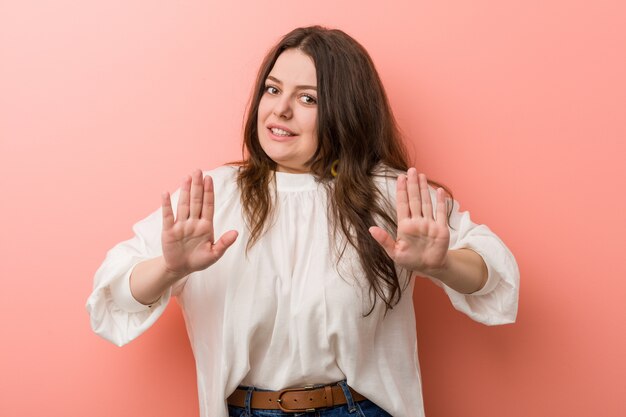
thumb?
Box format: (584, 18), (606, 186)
(211, 230), (239, 258)
(369, 226), (396, 260)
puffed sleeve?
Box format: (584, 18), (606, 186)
(434, 198), (520, 325)
(86, 189), (185, 347)
(372, 165), (519, 326)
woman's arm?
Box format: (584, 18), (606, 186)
(422, 248), (488, 294)
(130, 169), (238, 305)
(369, 168), (487, 293)
(129, 256), (182, 305)
(87, 168), (238, 346)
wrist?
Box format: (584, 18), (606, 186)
(418, 254), (451, 281)
(423, 249), (489, 294)
(159, 257), (186, 285)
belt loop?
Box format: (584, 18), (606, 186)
(244, 386), (254, 416)
(338, 380), (356, 412)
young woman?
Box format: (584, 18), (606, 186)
(87, 26), (519, 417)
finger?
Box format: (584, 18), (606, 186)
(161, 191), (175, 230)
(189, 169), (204, 219)
(396, 174), (410, 221)
(418, 173), (434, 220)
(200, 175), (214, 223)
(435, 188), (448, 227)
(176, 175), (192, 221)
(210, 230), (239, 259)
(407, 167), (421, 218)
(369, 226), (396, 260)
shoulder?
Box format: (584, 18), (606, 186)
(371, 163), (403, 201)
(371, 163), (403, 183)
(202, 165), (239, 186)
(201, 165), (241, 205)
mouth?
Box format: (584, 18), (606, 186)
(269, 127), (295, 136)
(266, 124), (298, 141)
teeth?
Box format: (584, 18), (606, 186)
(271, 127), (294, 136)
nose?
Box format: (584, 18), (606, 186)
(272, 95), (292, 119)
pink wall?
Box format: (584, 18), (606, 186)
(1, 1), (624, 416)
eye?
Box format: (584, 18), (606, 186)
(264, 85), (279, 95)
(299, 94), (317, 105)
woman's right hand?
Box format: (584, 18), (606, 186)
(160, 169), (238, 282)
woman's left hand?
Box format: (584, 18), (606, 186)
(369, 168), (450, 275)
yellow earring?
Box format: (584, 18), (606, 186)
(330, 159), (339, 177)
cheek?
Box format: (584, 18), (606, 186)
(257, 98), (271, 125)
(303, 110), (318, 137)
(305, 127), (319, 153)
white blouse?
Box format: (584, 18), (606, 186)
(86, 165), (519, 417)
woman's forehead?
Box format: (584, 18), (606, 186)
(268, 49), (317, 87)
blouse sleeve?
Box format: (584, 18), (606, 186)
(86, 189), (185, 347)
(373, 166), (519, 326)
(432, 197), (520, 326)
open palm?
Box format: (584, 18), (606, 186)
(370, 168), (450, 275)
(161, 170), (238, 279)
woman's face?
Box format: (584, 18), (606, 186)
(257, 49), (318, 173)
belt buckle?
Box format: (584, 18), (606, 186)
(276, 385), (316, 413)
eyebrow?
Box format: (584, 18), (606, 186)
(266, 75), (317, 91)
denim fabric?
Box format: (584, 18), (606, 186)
(227, 381), (392, 417)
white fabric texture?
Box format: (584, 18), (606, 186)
(86, 165), (519, 417)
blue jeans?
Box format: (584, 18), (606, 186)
(227, 380), (392, 417)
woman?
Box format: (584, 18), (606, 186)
(87, 26), (519, 417)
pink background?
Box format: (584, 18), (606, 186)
(1, 1), (625, 416)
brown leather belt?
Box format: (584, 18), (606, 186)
(227, 383), (368, 412)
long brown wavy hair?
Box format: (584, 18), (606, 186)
(235, 26), (450, 315)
